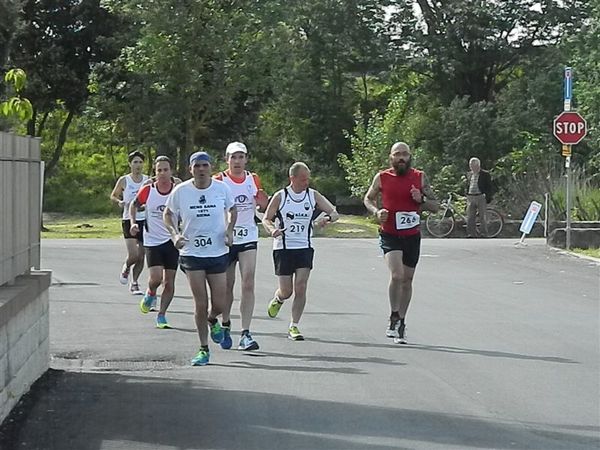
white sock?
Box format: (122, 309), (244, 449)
(290, 322), (298, 328)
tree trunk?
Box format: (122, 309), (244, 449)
(44, 110), (74, 179)
(179, 107), (194, 179)
(36, 111), (49, 137)
(27, 108), (36, 136)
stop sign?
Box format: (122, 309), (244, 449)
(553, 111), (587, 145)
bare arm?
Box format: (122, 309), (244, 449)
(109, 176), (126, 207)
(128, 198), (141, 235)
(313, 191), (339, 226)
(363, 172), (388, 224)
(163, 207), (187, 249)
(261, 192), (283, 238)
(419, 172), (440, 213)
(224, 206), (237, 246)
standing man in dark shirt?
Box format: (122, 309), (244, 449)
(466, 157), (493, 238)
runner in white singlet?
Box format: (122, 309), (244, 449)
(262, 162), (339, 341)
(109, 150), (149, 295)
(212, 142), (269, 351)
(130, 156), (180, 329)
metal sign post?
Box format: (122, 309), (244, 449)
(556, 67), (583, 251)
(564, 67), (572, 250)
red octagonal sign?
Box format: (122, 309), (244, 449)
(553, 111), (587, 145)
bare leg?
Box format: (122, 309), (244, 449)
(384, 251), (415, 318)
(206, 272), (227, 320)
(147, 266), (163, 294)
(276, 275), (294, 301)
(159, 269), (177, 315)
(222, 262), (236, 323)
(291, 268), (311, 324)
(186, 270), (209, 346)
(237, 249), (257, 331)
(130, 240), (145, 282)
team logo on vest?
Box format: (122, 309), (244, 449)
(157, 205), (165, 212)
(198, 195), (206, 204)
(236, 194), (249, 204)
(286, 212), (295, 220)
(304, 202), (310, 211)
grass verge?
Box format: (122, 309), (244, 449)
(42, 214), (122, 239)
(41, 214), (379, 239)
(572, 248), (600, 259)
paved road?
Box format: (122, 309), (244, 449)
(1, 238), (599, 449)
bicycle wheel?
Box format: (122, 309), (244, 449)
(482, 208), (503, 238)
(426, 208), (455, 238)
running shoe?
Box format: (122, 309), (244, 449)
(238, 332), (259, 351)
(288, 326), (304, 341)
(267, 297), (283, 318)
(156, 314), (171, 329)
(386, 316), (400, 338)
(149, 297), (158, 312)
(119, 263), (129, 285)
(140, 291), (156, 314)
(209, 321), (224, 344)
(130, 282), (144, 296)
(191, 349), (210, 366)
(393, 324), (408, 344)
(220, 326), (232, 350)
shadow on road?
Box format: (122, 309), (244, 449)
(1, 369), (596, 450)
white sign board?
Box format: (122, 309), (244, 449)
(520, 201), (542, 234)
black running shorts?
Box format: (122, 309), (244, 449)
(228, 241), (258, 265)
(122, 219), (144, 243)
(273, 248), (314, 276)
(378, 231), (421, 268)
(145, 240), (179, 270)
(179, 254), (229, 274)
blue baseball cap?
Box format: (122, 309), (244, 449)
(189, 151), (212, 165)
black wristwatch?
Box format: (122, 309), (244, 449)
(419, 196), (427, 204)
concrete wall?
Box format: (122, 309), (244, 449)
(0, 271), (51, 424)
(548, 228), (600, 249)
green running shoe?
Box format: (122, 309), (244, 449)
(156, 314), (171, 329)
(191, 349), (210, 366)
(267, 297), (283, 318)
(140, 292), (156, 314)
(209, 321), (224, 343)
(288, 326), (304, 341)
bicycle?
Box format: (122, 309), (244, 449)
(425, 193), (504, 238)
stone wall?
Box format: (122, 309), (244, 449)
(0, 271), (51, 424)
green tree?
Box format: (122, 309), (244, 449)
(1, 68), (33, 123)
(10, 0), (120, 177)
(391, 0), (589, 103)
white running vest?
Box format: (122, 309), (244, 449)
(122, 174), (149, 221)
(220, 171), (259, 244)
(141, 182), (174, 247)
(273, 187), (316, 250)
(166, 179), (234, 258)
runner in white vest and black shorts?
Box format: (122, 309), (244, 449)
(109, 150), (149, 295)
(262, 162), (339, 341)
(129, 156), (181, 329)
(213, 142), (269, 351)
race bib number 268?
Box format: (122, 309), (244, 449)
(395, 212), (420, 230)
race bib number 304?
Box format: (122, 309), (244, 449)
(395, 211), (420, 230)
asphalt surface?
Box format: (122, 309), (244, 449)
(0, 237), (598, 450)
